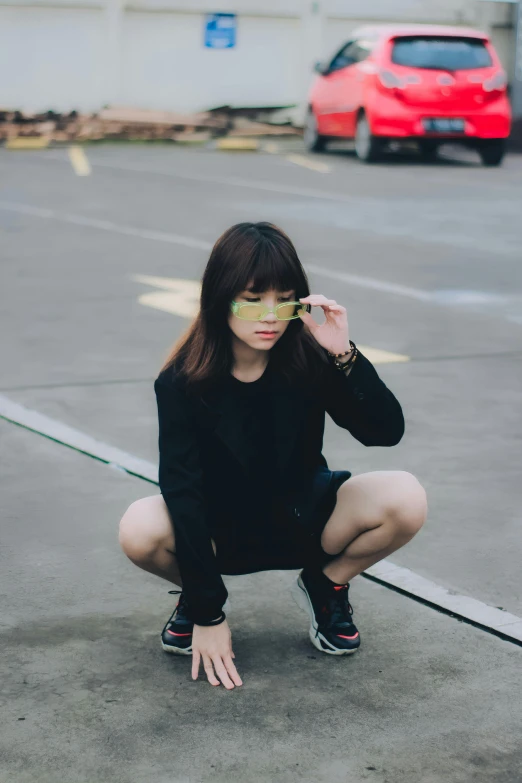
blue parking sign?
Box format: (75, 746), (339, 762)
(204, 13), (237, 49)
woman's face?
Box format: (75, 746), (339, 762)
(228, 287), (296, 351)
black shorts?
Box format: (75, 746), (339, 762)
(215, 472), (351, 576)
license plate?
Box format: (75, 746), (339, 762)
(422, 118), (465, 134)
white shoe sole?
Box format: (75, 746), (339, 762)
(291, 575), (359, 656)
(161, 640), (193, 655)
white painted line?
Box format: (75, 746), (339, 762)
(0, 394), (158, 483)
(0, 201), (212, 251)
(365, 559), (522, 641)
(310, 264), (511, 311)
(286, 154), (331, 174)
(0, 200), (429, 310)
(1, 392), (521, 645)
(0, 200), (511, 320)
(68, 145), (91, 176)
(307, 263), (432, 303)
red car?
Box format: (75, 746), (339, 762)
(306, 24), (511, 166)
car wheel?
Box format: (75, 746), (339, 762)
(304, 109), (326, 152)
(354, 113), (381, 163)
(479, 140), (505, 167)
(419, 140), (439, 162)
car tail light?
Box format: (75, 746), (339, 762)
(378, 70), (421, 89)
(483, 70), (507, 92)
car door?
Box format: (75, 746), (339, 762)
(328, 39), (378, 137)
(324, 41), (361, 136)
(315, 42), (357, 136)
(349, 39), (378, 134)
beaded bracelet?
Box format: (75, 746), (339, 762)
(328, 340), (358, 371)
(336, 350), (358, 372)
(327, 340), (355, 358)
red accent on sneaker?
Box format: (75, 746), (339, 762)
(333, 585), (348, 591)
(337, 632), (359, 640)
(167, 630), (192, 637)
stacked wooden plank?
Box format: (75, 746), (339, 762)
(0, 105), (302, 144)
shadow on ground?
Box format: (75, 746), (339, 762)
(1, 420), (522, 783)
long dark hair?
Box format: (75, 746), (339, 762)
(161, 222), (326, 390)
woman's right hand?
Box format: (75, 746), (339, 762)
(192, 619), (243, 689)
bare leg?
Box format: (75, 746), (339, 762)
(320, 471), (428, 585)
(119, 494), (183, 586)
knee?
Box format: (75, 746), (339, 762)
(118, 498), (164, 562)
(386, 472), (427, 539)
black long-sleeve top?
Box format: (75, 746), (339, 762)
(154, 349), (404, 624)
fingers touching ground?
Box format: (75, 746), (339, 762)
(194, 653), (242, 690)
(191, 622), (243, 689)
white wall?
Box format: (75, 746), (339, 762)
(0, 0), (515, 115)
(325, 0), (478, 23)
(0, 5), (106, 112)
(120, 12), (301, 111)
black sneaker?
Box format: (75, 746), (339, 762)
(160, 590), (193, 655)
(293, 569), (360, 655)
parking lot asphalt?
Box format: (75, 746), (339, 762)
(2, 419), (522, 783)
(1, 142), (521, 782)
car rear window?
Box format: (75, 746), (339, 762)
(391, 36), (492, 71)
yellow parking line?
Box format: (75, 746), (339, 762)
(132, 274), (200, 318)
(132, 275), (411, 364)
(216, 138), (259, 152)
(5, 137), (50, 150)
(357, 346), (410, 364)
(68, 145), (91, 176)
(286, 154), (331, 174)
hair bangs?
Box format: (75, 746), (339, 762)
(240, 238), (301, 296)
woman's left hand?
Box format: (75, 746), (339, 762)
(298, 294), (350, 355)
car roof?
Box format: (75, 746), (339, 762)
(351, 23), (489, 42)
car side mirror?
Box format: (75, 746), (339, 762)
(314, 61), (327, 75)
